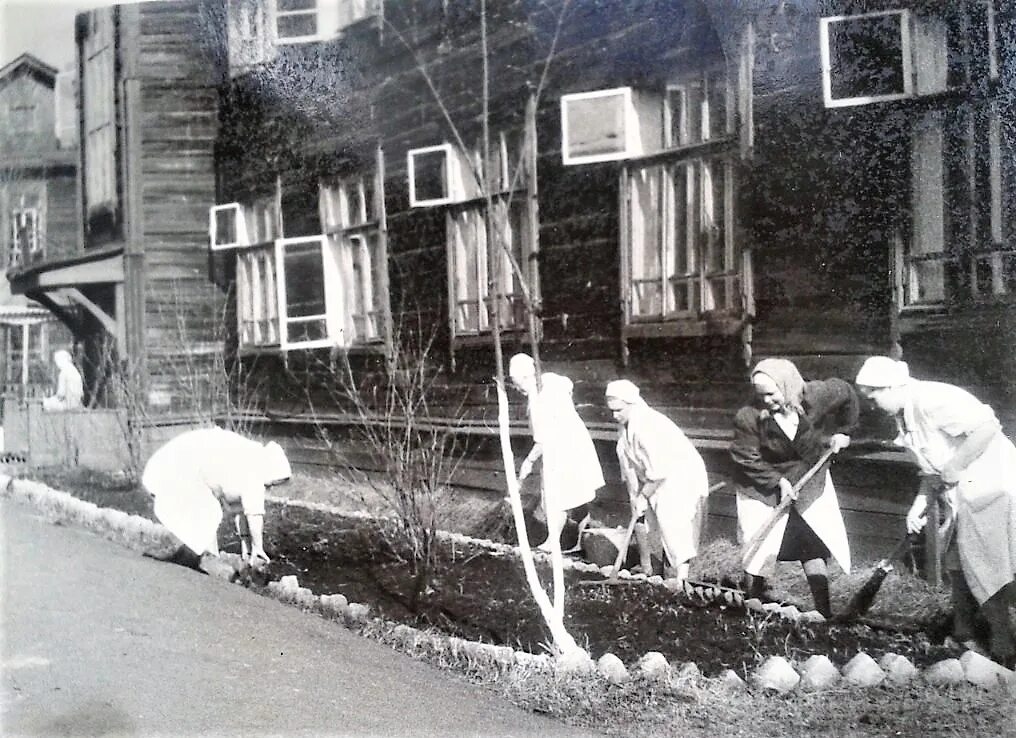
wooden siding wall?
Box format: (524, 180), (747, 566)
(133, 0), (225, 416)
(0, 68), (59, 156)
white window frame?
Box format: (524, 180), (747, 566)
(9, 208), (40, 267)
(408, 143), (474, 207)
(561, 87), (650, 165)
(820, 10), (913, 109)
(623, 158), (742, 324)
(209, 203), (250, 250)
(447, 196), (531, 338)
(320, 172), (387, 345)
(275, 234), (345, 350)
(271, 0), (339, 45)
(236, 246), (280, 348)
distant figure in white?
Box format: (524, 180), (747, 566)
(142, 427), (291, 573)
(42, 350), (84, 411)
(606, 379), (711, 583)
(509, 353), (604, 553)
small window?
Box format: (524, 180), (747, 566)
(9, 208), (40, 267)
(820, 10), (912, 108)
(10, 104), (36, 133)
(237, 247), (280, 347)
(209, 203), (249, 250)
(271, 0), (346, 44)
(275, 235), (342, 349)
(561, 87), (662, 165)
(665, 69), (731, 148)
(408, 144), (474, 207)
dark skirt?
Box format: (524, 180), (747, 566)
(777, 506), (831, 562)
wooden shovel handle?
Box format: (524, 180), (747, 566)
(740, 447), (836, 569)
(610, 510), (642, 577)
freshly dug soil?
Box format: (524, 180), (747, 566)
(24, 470), (955, 676)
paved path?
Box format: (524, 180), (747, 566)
(1, 500), (596, 737)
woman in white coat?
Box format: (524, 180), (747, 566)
(606, 379), (710, 582)
(142, 427), (291, 572)
(42, 350), (84, 411)
(856, 356), (1016, 666)
(730, 359), (855, 618)
(510, 354), (604, 553)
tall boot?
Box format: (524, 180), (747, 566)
(807, 574), (832, 619)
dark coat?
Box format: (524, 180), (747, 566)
(730, 378), (859, 509)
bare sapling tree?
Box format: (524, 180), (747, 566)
(105, 281), (265, 481)
(307, 314), (471, 610)
(385, 0), (586, 660)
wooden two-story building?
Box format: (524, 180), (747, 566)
(0, 53), (77, 401)
(203, 0), (1014, 553)
(6, 2), (225, 420)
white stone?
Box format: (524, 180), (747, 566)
(777, 605), (802, 623)
(617, 568), (632, 579)
(752, 656), (800, 692)
(345, 602), (370, 622)
(879, 653), (917, 684)
(279, 575), (299, 592)
(662, 578), (684, 592)
(799, 655), (840, 691)
(599, 564), (615, 577)
(556, 649), (595, 674)
(597, 653), (630, 684)
(636, 652), (670, 680)
(761, 602), (782, 613)
(959, 650), (1016, 689)
(717, 668), (747, 690)
(744, 598), (765, 613)
(923, 658), (965, 686)
(799, 610), (827, 624)
(675, 661), (701, 680)
(327, 593), (349, 611)
(647, 575), (664, 586)
(842, 652), (885, 687)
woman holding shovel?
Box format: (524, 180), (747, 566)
(856, 356), (1016, 667)
(510, 353), (604, 553)
(730, 359), (856, 618)
(606, 379), (710, 583)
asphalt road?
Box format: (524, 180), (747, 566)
(0, 500), (596, 737)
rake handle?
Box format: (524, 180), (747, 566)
(740, 448), (836, 569)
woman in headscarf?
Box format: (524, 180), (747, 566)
(856, 356), (1016, 666)
(730, 359), (857, 618)
(510, 353), (604, 552)
(605, 379), (710, 582)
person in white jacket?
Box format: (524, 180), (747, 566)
(857, 356), (1016, 667)
(606, 379), (710, 583)
(142, 427), (291, 573)
(42, 350), (84, 411)
(510, 353), (604, 553)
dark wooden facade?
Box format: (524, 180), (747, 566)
(6, 2), (225, 418)
(206, 0), (1016, 553)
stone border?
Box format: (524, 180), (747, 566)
(4, 477), (1012, 694)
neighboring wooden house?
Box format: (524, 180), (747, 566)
(207, 0), (1015, 553)
(0, 53), (77, 401)
(6, 3), (225, 421)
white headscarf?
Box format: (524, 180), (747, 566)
(605, 379), (645, 406)
(856, 356), (911, 388)
(508, 353), (535, 383)
(261, 441), (291, 485)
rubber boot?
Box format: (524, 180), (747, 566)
(742, 573), (767, 600)
(807, 574), (832, 619)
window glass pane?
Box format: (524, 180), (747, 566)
(910, 260), (946, 303)
(706, 71), (729, 140)
(281, 188), (320, 237)
(413, 150), (449, 203)
(630, 167), (664, 317)
(362, 178), (376, 223)
(826, 13), (907, 101)
(665, 88), (686, 148)
(279, 0), (314, 10)
(666, 165), (694, 313)
(214, 207), (238, 245)
(566, 93), (627, 159)
(277, 13), (317, 39)
(282, 242), (325, 319)
(912, 16), (948, 95)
